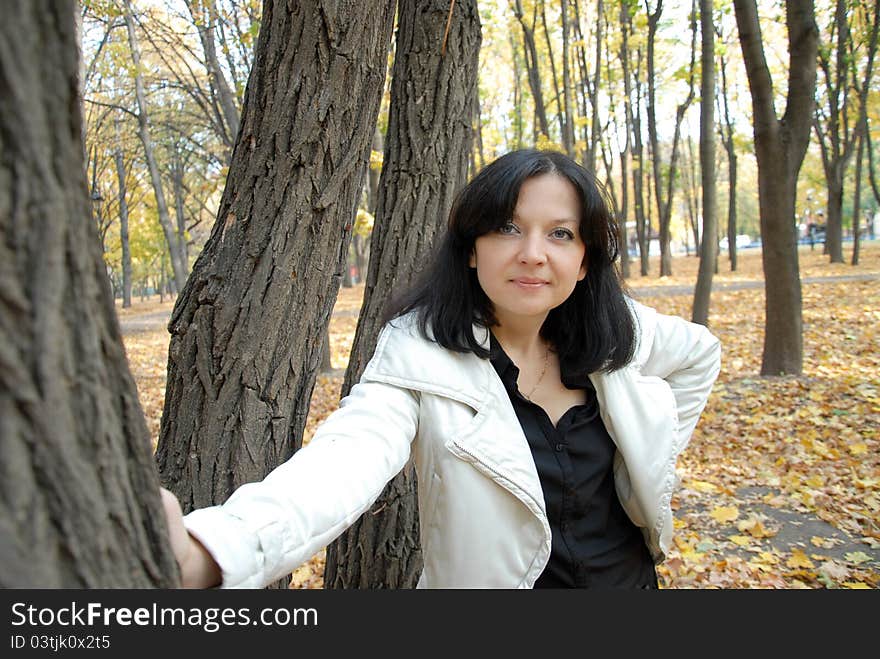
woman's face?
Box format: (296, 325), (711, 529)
(469, 173), (587, 327)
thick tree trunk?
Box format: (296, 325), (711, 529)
(693, 0), (716, 326)
(122, 0), (188, 293)
(734, 0), (817, 376)
(155, 0), (396, 561)
(323, 0), (480, 589)
(0, 0), (178, 587)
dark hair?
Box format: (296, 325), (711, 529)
(385, 149), (636, 374)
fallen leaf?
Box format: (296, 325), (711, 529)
(786, 549), (815, 569)
(844, 551), (873, 565)
(710, 506), (740, 523)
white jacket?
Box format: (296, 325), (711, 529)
(184, 300), (721, 588)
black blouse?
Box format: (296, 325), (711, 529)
(489, 335), (657, 589)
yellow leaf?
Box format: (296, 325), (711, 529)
(805, 474), (825, 488)
(710, 506), (740, 523)
(842, 582), (871, 589)
(689, 480), (719, 493)
(737, 517), (777, 538)
(854, 477), (880, 490)
(786, 549), (815, 569)
(729, 535), (752, 546)
(848, 443), (868, 455)
(810, 536), (831, 548)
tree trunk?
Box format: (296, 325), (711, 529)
(114, 119), (133, 309)
(514, 0), (551, 139)
(646, 0), (697, 278)
(561, 0), (576, 157)
(734, 0), (817, 376)
(0, 0), (178, 587)
(122, 0), (188, 293)
(155, 0), (396, 591)
(588, 0), (604, 171)
(171, 151), (189, 269)
(693, 0), (717, 326)
(186, 0), (241, 152)
(852, 129), (864, 266)
(718, 45), (739, 271)
(323, 0), (480, 589)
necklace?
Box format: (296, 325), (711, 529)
(523, 346), (550, 401)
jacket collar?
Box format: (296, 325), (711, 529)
(363, 313), (550, 522)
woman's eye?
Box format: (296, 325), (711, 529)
(498, 222), (518, 235)
(551, 228), (575, 240)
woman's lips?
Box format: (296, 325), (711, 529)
(511, 277), (548, 288)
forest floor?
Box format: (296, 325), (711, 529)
(118, 241), (880, 589)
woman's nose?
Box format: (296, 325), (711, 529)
(517, 233), (546, 264)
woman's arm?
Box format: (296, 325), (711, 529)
(641, 307), (722, 445)
(172, 379), (420, 588)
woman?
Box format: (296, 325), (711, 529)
(162, 149), (721, 589)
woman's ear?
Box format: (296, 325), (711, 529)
(469, 250), (476, 268)
(578, 257), (588, 281)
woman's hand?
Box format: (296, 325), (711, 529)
(160, 487), (222, 588)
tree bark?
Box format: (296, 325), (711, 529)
(0, 0), (178, 587)
(323, 0), (480, 589)
(155, 0), (396, 585)
(693, 0), (717, 326)
(122, 0), (188, 293)
(734, 0), (817, 376)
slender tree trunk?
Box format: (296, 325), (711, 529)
(734, 0), (817, 375)
(0, 0), (178, 587)
(155, 0), (397, 589)
(693, 0), (717, 326)
(718, 45), (739, 271)
(851, 0), (880, 263)
(122, 0), (188, 293)
(186, 0), (241, 152)
(323, 0), (481, 589)
(114, 119), (133, 309)
(540, 0), (565, 142)
(646, 0), (697, 277)
(852, 129), (864, 265)
(171, 151), (189, 269)
(588, 0), (604, 170)
(561, 0), (576, 157)
(514, 0), (551, 139)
